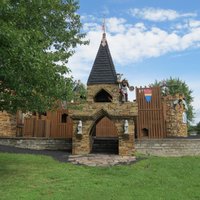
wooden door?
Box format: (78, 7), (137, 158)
(95, 116), (118, 138)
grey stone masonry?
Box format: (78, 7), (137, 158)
(136, 138), (200, 156)
(0, 137), (72, 151)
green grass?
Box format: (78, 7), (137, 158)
(0, 153), (200, 200)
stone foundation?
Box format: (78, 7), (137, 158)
(0, 137), (72, 150)
(136, 138), (200, 156)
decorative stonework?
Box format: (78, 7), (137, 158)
(0, 111), (16, 137)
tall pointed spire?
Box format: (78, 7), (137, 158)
(87, 20), (117, 85)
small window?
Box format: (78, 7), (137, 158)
(142, 128), (149, 137)
(61, 113), (68, 123)
(94, 89), (112, 102)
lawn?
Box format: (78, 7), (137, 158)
(0, 153), (200, 200)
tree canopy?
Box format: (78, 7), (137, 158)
(72, 80), (87, 102)
(0, 0), (87, 113)
(150, 77), (194, 122)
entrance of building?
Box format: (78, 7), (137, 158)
(90, 116), (118, 154)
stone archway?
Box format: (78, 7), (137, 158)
(71, 106), (136, 156)
(90, 116), (118, 154)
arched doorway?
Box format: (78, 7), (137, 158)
(90, 116), (118, 154)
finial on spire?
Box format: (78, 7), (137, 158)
(102, 17), (106, 33)
(101, 17), (107, 46)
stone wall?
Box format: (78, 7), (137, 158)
(136, 139), (200, 156)
(0, 137), (72, 150)
(0, 111), (16, 137)
(68, 101), (138, 120)
(164, 95), (188, 137)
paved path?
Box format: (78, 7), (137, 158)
(0, 145), (136, 167)
(68, 154), (136, 167)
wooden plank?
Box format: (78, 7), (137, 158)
(96, 117), (118, 138)
(45, 120), (51, 137)
(23, 118), (35, 137)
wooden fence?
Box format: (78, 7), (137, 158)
(136, 87), (166, 139)
(22, 113), (118, 139)
(22, 110), (73, 138)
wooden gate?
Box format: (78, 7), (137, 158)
(95, 116), (118, 138)
(48, 110), (73, 138)
(136, 87), (166, 139)
(91, 116), (118, 154)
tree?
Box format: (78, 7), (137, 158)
(72, 80), (87, 102)
(196, 122), (200, 134)
(150, 77), (194, 122)
(0, 0), (87, 113)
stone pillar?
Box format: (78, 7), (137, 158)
(165, 95), (188, 137)
(0, 111), (16, 137)
(117, 119), (135, 156)
(72, 119), (92, 155)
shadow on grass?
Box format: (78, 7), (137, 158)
(0, 145), (71, 163)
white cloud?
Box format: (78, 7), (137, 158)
(174, 19), (200, 32)
(67, 14), (200, 122)
(68, 31), (102, 82)
(129, 8), (197, 22)
(189, 20), (200, 28)
(106, 17), (127, 33)
(68, 16), (200, 82)
(83, 23), (101, 32)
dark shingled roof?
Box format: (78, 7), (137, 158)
(87, 33), (117, 85)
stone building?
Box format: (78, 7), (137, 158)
(0, 32), (188, 153)
(69, 32), (138, 155)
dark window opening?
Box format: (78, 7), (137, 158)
(61, 113), (68, 123)
(94, 89), (112, 102)
(142, 128), (149, 137)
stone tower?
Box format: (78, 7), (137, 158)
(70, 32), (138, 156)
(87, 32), (120, 104)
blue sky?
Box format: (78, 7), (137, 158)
(67, 0), (200, 124)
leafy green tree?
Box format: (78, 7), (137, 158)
(72, 80), (87, 102)
(196, 122), (200, 134)
(150, 77), (194, 122)
(0, 0), (87, 113)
